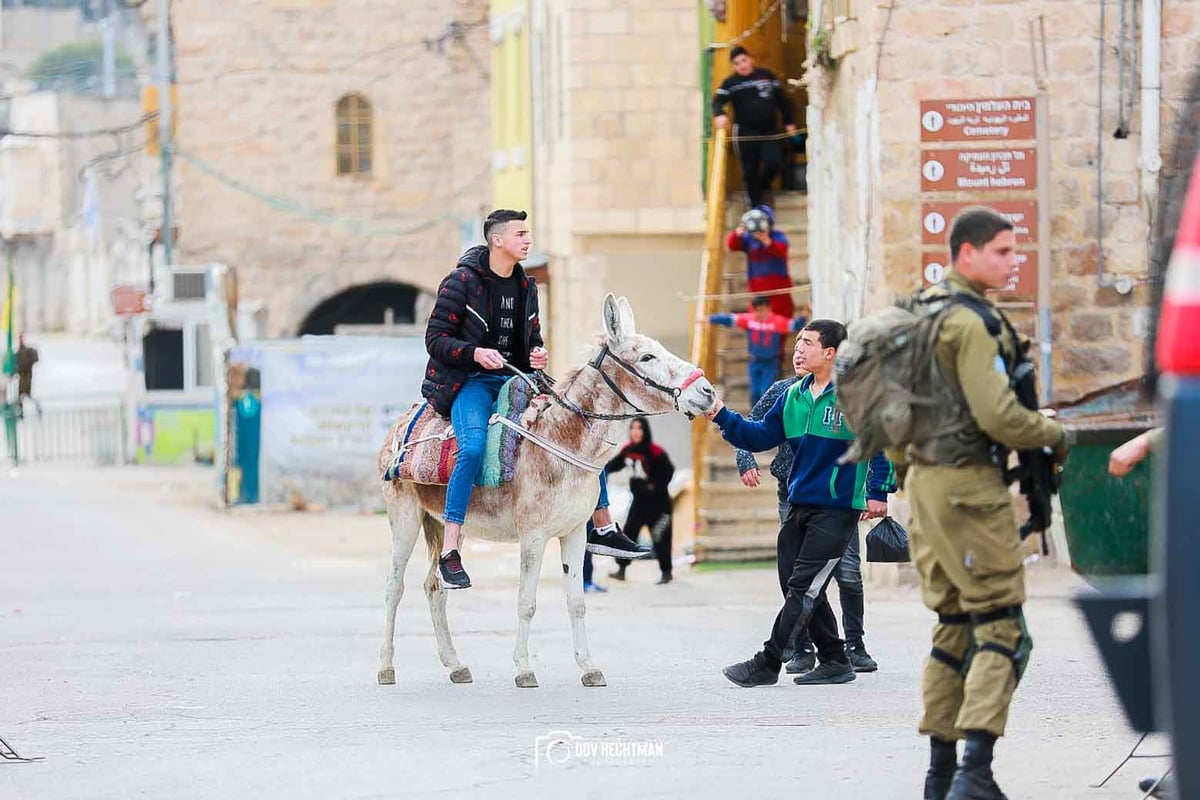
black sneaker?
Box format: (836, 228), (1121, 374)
(721, 652), (780, 687)
(587, 524), (653, 559)
(655, 573), (673, 585)
(846, 642), (879, 673)
(438, 550), (471, 590)
(784, 649), (817, 675)
(792, 660), (856, 685)
(947, 765), (1008, 800)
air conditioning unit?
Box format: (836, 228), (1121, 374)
(156, 266), (209, 303)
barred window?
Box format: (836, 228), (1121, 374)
(336, 93), (373, 175)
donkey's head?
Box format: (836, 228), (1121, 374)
(589, 294), (716, 418)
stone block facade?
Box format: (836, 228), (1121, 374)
(524, 0), (705, 370)
(160, 1), (492, 335)
(806, 0), (1200, 401)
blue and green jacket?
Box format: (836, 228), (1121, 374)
(713, 373), (896, 511)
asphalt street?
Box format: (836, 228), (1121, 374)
(0, 465), (1162, 799)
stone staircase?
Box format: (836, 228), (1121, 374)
(695, 192), (809, 562)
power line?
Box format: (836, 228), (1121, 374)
(0, 113), (156, 139)
(174, 149), (466, 238)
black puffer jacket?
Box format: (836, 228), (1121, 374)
(421, 245), (543, 417)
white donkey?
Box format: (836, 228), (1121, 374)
(376, 294), (715, 688)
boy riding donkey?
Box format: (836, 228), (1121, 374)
(421, 209), (649, 588)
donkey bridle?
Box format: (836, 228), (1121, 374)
(530, 345), (701, 422)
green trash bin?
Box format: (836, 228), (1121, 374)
(1059, 422), (1156, 578)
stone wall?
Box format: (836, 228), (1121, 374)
(527, 0), (706, 373)
(808, 0), (1200, 401)
(165, 0), (492, 335)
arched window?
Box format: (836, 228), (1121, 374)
(336, 93), (373, 175)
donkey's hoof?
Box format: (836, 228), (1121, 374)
(378, 667), (395, 685)
(581, 669), (607, 687)
(449, 666), (473, 684)
(515, 671), (539, 689)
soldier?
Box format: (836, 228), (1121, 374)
(903, 207), (1069, 800)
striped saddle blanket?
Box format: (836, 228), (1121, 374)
(383, 377), (536, 487)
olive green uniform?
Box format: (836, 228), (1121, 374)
(903, 271), (1066, 741)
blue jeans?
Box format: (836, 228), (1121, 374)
(444, 373), (509, 525)
(749, 358), (779, 408)
(445, 374), (610, 526)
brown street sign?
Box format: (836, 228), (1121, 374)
(919, 97), (1036, 142)
(921, 148), (1037, 192)
(920, 201), (1038, 245)
(920, 250), (1037, 300)
(920, 251), (951, 287)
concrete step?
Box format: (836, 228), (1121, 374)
(700, 480), (783, 513)
(695, 534), (777, 563)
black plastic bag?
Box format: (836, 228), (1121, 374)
(865, 516), (910, 563)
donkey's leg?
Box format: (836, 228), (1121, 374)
(421, 514), (472, 684)
(514, 534), (549, 688)
(559, 527), (606, 687)
(378, 492), (423, 685)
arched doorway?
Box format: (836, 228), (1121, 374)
(297, 281), (420, 336)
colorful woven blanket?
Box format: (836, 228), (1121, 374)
(383, 377), (534, 486)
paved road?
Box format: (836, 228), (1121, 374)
(0, 466), (1160, 799)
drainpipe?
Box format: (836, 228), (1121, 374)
(1140, 0), (1162, 215)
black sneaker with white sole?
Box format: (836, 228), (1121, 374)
(586, 523), (653, 559)
(438, 549), (472, 589)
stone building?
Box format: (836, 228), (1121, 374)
(490, 0), (708, 367)
(154, 0), (493, 336)
(797, 0), (1199, 401)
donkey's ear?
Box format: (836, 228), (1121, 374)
(616, 296), (637, 336)
(603, 293), (622, 343)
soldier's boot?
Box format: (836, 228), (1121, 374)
(923, 737), (957, 800)
(947, 732), (1007, 800)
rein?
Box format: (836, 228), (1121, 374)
(514, 346), (701, 422)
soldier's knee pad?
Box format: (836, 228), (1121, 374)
(929, 612), (972, 677)
(969, 606), (1032, 684)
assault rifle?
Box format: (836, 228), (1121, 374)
(991, 359), (1062, 550)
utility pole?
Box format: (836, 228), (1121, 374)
(156, 0), (173, 268)
(101, 0), (116, 100)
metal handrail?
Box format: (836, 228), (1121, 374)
(689, 127), (729, 551)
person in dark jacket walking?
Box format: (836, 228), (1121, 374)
(712, 45), (797, 208)
(421, 209), (644, 590)
(606, 417), (676, 585)
(736, 373), (888, 674)
(705, 320), (895, 687)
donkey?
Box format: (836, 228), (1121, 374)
(375, 294), (715, 688)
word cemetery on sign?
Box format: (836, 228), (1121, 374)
(919, 97), (1036, 143)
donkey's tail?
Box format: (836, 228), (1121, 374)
(421, 512), (445, 560)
